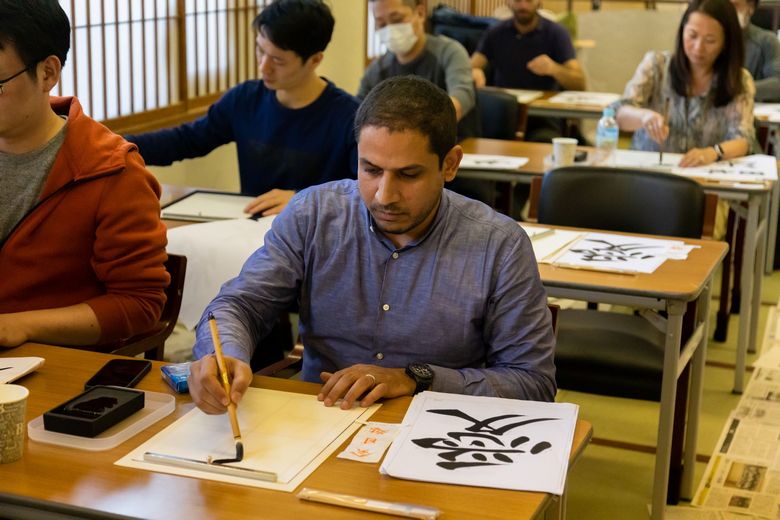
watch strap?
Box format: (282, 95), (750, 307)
(713, 143), (724, 161)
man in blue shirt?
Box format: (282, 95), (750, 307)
(188, 76), (556, 413)
(470, 0), (585, 142)
(126, 0), (358, 216)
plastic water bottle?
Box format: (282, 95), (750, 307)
(595, 107), (619, 166)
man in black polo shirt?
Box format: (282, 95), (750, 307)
(470, 0), (585, 142)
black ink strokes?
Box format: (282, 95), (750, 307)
(411, 409), (559, 470)
(570, 239), (660, 262)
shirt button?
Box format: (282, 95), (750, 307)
(382, 304), (390, 311)
(392, 252), (399, 259)
(376, 352), (384, 360)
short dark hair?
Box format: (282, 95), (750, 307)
(670, 0), (744, 107)
(355, 76), (457, 168)
(252, 0), (334, 61)
(368, 0), (423, 6)
(0, 0), (70, 76)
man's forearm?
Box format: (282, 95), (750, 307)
(552, 64), (586, 91)
(755, 76), (780, 102)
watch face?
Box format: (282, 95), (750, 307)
(409, 363), (433, 379)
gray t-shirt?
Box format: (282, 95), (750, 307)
(358, 34), (478, 137)
(0, 120), (67, 242)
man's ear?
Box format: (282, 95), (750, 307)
(38, 55), (62, 94)
(306, 51), (324, 70)
(442, 145), (463, 182)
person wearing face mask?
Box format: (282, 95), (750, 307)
(359, 0), (478, 140)
(612, 0), (755, 167)
(730, 0), (780, 101)
(470, 0), (585, 142)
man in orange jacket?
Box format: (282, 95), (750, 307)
(0, 0), (169, 351)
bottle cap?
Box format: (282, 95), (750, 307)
(602, 106), (615, 118)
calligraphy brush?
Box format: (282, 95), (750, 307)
(659, 97), (670, 165)
(207, 312), (244, 464)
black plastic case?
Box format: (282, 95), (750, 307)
(43, 385), (145, 438)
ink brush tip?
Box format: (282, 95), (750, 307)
(235, 440), (244, 461)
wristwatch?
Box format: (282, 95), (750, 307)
(713, 143), (724, 162)
(405, 363), (434, 394)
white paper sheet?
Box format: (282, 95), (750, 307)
(166, 217), (274, 328)
(531, 229), (585, 263)
(459, 154), (529, 171)
(754, 103), (780, 123)
(337, 422), (400, 463)
(116, 387), (379, 492)
(0, 357), (44, 384)
(546, 91), (620, 106)
(614, 150), (778, 183)
(500, 88), (544, 104)
(518, 224), (555, 240)
(380, 392), (578, 495)
(161, 191), (257, 221)
(548, 232), (684, 274)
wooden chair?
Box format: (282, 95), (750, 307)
(256, 304), (561, 379)
(111, 254), (187, 361)
(535, 166), (716, 400)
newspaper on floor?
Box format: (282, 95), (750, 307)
(753, 346), (780, 371)
(664, 505), (764, 519)
(691, 415), (780, 518)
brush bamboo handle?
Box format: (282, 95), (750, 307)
(208, 313), (242, 440)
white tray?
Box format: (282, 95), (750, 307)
(28, 390), (176, 451)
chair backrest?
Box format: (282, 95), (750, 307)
(476, 88), (520, 141)
(537, 166), (707, 239)
(111, 253), (187, 360)
(429, 5), (497, 55)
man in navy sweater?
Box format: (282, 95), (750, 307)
(126, 0), (358, 216)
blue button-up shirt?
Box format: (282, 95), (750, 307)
(194, 180), (556, 401)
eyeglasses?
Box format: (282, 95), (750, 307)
(0, 66), (31, 95)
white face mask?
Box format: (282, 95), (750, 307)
(377, 22), (418, 56)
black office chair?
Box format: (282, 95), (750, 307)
(537, 166), (714, 400)
(476, 88), (521, 141)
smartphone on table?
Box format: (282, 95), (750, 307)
(84, 359), (152, 390)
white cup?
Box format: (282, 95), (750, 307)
(552, 137), (578, 168)
(0, 384), (29, 464)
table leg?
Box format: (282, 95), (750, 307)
(681, 282), (712, 499)
(749, 196), (769, 355)
(765, 176), (778, 274)
(734, 196), (760, 393)
(652, 300), (685, 520)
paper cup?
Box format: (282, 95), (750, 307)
(552, 137), (578, 168)
(0, 384), (29, 463)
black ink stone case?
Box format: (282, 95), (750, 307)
(43, 385), (145, 438)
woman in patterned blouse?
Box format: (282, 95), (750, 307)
(614, 0), (756, 167)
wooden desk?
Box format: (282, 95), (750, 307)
(526, 91), (609, 120)
(536, 227), (727, 520)
(1, 344), (592, 520)
(459, 138), (772, 393)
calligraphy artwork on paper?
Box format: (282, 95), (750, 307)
(411, 409), (557, 470)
